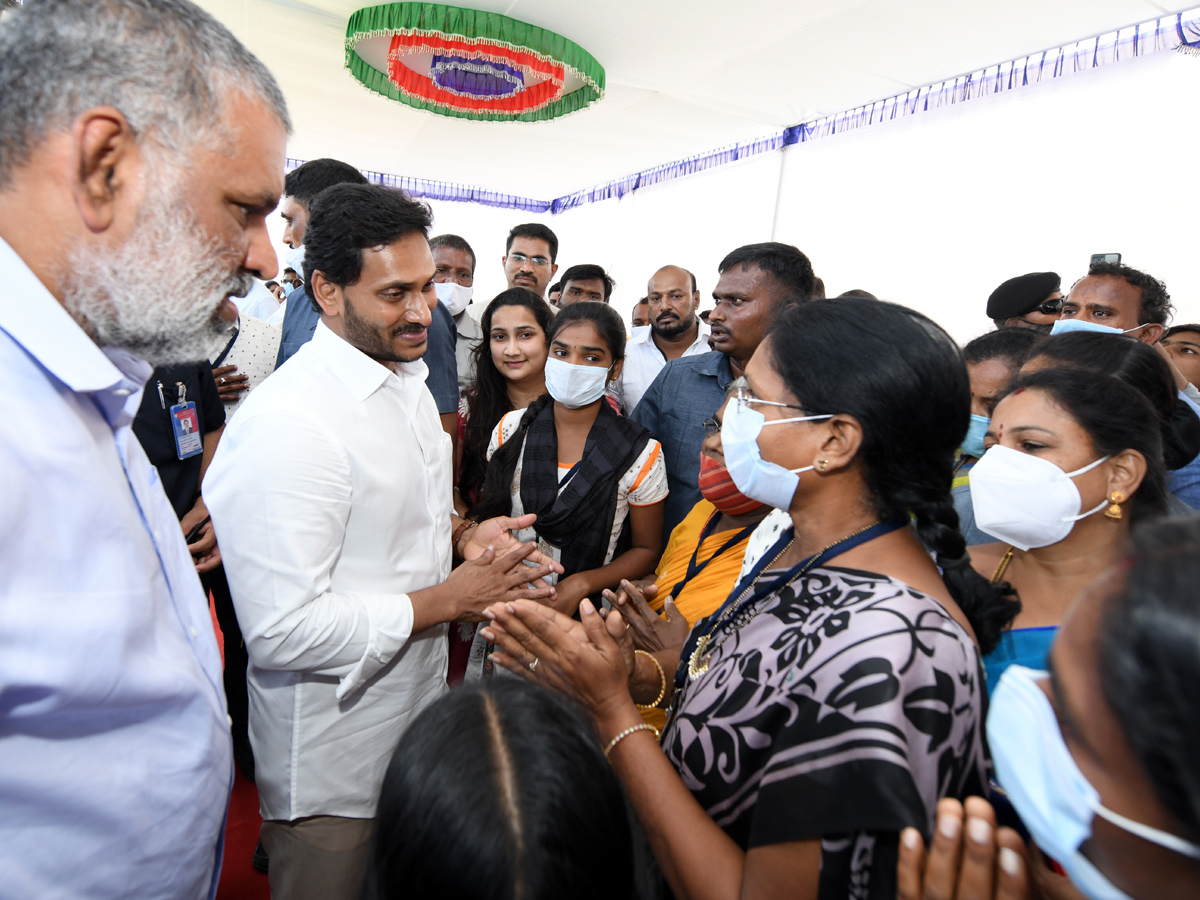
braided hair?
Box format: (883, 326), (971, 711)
(768, 298), (1019, 654)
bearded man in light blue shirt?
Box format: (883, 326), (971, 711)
(0, 1), (291, 897)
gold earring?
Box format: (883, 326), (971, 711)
(1105, 491), (1126, 520)
(817, 459), (829, 471)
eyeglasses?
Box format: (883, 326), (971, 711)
(702, 417), (721, 435)
(733, 385), (806, 412)
(507, 252), (551, 268)
(1037, 297), (1064, 315)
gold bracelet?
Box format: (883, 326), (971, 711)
(604, 723), (660, 760)
(634, 649), (666, 710)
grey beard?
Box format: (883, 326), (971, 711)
(60, 193), (251, 367)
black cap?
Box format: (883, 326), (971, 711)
(987, 272), (1061, 320)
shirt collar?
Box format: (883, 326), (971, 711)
(696, 349), (735, 388)
(0, 235), (140, 395)
(309, 319), (429, 403)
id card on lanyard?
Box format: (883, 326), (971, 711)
(168, 381), (203, 460)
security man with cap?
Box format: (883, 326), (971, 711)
(987, 272), (1063, 333)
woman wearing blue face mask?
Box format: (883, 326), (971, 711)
(470, 302), (666, 630)
(968, 368), (1168, 696)
(897, 515), (1200, 900)
(480, 298), (1020, 900)
(953, 329), (1046, 546)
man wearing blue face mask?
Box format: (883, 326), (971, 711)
(1052, 262), (1200, 509)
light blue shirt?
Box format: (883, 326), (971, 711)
(0, 237), (232, 899)
(1167, 389), (1200, 510)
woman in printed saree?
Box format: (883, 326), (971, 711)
(483, 297), (1019, 900)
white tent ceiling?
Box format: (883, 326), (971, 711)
(199, 0), (1191, 199)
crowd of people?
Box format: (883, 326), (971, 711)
(4, 2), (1200, 900)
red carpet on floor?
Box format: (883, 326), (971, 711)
(218, 768), (269, 900)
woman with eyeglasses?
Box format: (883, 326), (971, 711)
(480, 298), (1018, 900)
(897, 515), (1200, 900)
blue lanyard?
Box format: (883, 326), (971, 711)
(669, 513), (757, 601)
(676, 517), (907, 691)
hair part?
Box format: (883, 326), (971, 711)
(1100, 515), (1200, 845)
(963, 327), (1045, 371)
(718, 242), (815, 301)
(506, 223), (559, 263)
(766, 297), (1020, 654)
(283, 158), (368, 207)
(301, 183), (433, 312)
(363, 679), (641, 900)
(0, 0), (290, 188)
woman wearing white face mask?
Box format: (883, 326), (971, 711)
(968, 368), (1168, 696)
(479, 298), (1020, 900)
(896, 516), (1200, 900)
(469, 301), (666, 628)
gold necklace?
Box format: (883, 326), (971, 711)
(687, 522), (879, 681)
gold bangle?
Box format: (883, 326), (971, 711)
(634, 649), (666, 710)
(604, 723), (660, 760)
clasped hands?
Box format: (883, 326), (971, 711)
(446, 514), (566, 622)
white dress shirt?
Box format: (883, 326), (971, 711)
(455, 306), (485, 395)
(0, 237), (232, 899)
(233, 280), (281, 321)
(216, 314), (281, 418)
(612, 320), (712, 414)
(204, 321), (452, 821)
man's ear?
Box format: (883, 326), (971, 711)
(311, 271), (343, 317)
(71, 107), (139, 234)
(1140, 323), (1165, 344)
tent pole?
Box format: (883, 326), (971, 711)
(769, 145), (788, 241)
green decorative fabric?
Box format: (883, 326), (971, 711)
(345, 2), (604, 122)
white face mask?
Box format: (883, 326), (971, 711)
(544, 357), (610, 409)
(284, 244), (305, 274)
(1050, 318), (1149, 338)
(721, 397), (833, 511)
(969, 444), (1110, 551)
(434, 281), (473, 317)
(990, 666), (1200, 900)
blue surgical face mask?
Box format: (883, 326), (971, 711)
(544, 357), (610, 409)
(1050, 318), (1149, 338)
(961, 413), (989, 459)
(720, 397), (833, 511)
(989, 666), (1200, 900)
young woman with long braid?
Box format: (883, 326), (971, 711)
(482, 298), (1017, 900)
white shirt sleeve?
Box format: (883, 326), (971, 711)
(486, 408), (526, 462)
(204, 406), (416, 700)
(627, 440), (669, 507)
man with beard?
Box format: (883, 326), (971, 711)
(612, 265), (709, 414)
(502, 222), (559, 300)
(275, 157), (369, 366)
(203, 183), (562, 899)
(632, 243), (815, 538)
(0, 0), (290, 896)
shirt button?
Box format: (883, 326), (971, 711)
(190, 627), (198, 638)
(113, 388), (132, 396)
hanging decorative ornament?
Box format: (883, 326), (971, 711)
(345, 3), (605, 122)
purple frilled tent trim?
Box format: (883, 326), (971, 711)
(295, 7), (1200, 215)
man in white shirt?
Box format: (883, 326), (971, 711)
(0, 1), (290, 897)
(430, 232), (484, 395)
(612, 264), (710, 413)
(204, 182), (560, 900)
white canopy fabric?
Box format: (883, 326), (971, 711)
(198, 0), (1191, 199)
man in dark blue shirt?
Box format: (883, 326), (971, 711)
(632, 243), (816, 538)
(274, 159), (368, 368)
